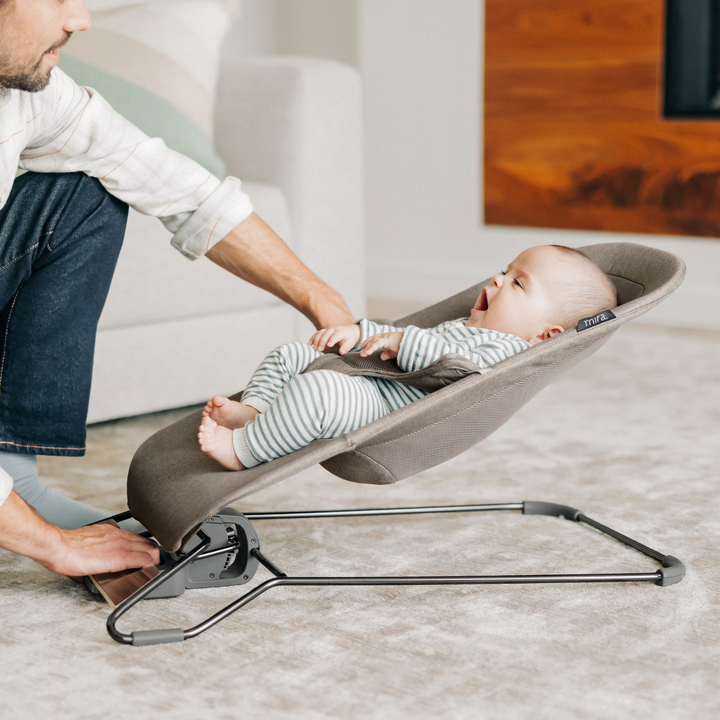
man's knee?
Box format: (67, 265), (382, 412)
(9, 172), (128, 263)
(25, 173), (129, 288)
(58, 173), (128, 257)
(79, 173), (128, 223)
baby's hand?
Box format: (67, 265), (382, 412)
(359, 331), (404, 361)
(309, 324), (361, 355)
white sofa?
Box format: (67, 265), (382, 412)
(87, 57), (365, 423)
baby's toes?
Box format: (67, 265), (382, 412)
(215, 395), (231, 406)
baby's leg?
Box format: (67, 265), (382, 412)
(198, 417), (244, 471)
(203, 342), (322, 430)
(241, 342), (323, 412)
(238, 371), (390, 467)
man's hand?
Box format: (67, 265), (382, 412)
(45, 524), (160, 577)
(0, 491), (159, 578)
(309, 325), (362, 355)
(207, 213), (354, 329)
(310, 294), (356, 331)
(359, 331), (405, 361)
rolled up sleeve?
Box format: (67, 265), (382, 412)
(20, 69), (253, 259)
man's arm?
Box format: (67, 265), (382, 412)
(22, 70), (354, 327)
(0, 491), (159, 577)
(206, 213), (353, 330)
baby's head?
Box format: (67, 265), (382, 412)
(466, 245), (617, 345)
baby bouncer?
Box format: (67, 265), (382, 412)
(95, 242), (687, 646)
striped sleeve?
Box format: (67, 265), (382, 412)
(396, 324), (532, 373)
(357, 318), (407, 345)
(0, 467), (12, 508)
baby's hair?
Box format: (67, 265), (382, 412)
(548, 245), (618, 329)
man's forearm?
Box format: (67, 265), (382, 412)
(0, 491), (63, 564)
(0, 491), (159, 576)
(206, 213), (354, 329)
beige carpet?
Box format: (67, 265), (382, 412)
(0, 323), (718, 719)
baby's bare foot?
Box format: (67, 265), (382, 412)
(202, 396), (258, 430)
(198, 417), (244, 471)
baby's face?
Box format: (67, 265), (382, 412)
(466, 246), (566, 344)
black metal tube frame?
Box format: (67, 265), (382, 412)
(105, 501), (685, 646)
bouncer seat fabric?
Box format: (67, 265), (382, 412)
(127, 242), (685, 552)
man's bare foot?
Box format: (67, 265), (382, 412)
(198, 417), (245, 471)
(202, 396), (258, 430)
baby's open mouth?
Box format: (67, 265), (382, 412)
(476, 287), (488, 312)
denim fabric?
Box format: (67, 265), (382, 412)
(0, 172), (128, 456)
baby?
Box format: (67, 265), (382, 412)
(198, 245), (616, 471)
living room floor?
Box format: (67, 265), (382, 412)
(1, 319), (718, 720)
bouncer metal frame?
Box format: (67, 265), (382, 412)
(101, 501), (685, 646)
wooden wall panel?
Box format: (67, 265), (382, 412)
(484, 0), (720, 237)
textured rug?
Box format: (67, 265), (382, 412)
(0, 323), (718, 720)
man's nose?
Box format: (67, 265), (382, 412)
(64, 0), (92, 33)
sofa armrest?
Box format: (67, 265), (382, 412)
(214, 57), (366, 321)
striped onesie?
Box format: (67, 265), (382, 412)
(233, 319), (531, 468)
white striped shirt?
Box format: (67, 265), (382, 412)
(355, 318), (532, 410)
(0, 68), (253, 259)
(358, 318), (532, 373)
(235, 322), (532, 467)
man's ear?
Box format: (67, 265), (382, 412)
(529, 325), (564, 345)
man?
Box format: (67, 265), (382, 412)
(0, 0), (354, 575)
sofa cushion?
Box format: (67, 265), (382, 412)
(98, 182), (293, 330)
(59, 0), (238, 176)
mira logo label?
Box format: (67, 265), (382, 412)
(577, 309), (616, 332)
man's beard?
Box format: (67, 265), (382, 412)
(0, 33), (71, 93)
(0, 54), (52, 92)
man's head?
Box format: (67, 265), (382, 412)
(0, 0), (90, 93)
(466, 245), (617, 345)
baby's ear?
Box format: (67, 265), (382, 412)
(531, 325), (564, 345)
(543, 325), (565, 340)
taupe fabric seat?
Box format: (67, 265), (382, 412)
(128, 242), (685, 552)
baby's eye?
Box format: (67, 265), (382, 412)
(513, 279), (522, 288)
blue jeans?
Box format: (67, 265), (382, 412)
(0, 171), (128, 457)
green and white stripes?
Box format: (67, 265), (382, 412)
(235, 342), (393, 468)
(234, 320), (531, 468)
(397, 321), (532, 373)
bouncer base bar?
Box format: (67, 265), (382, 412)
(132, 628), (185, 646)
(103, 500), (685, 646)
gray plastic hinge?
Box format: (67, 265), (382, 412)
(655, 555), (686, 587)
(522, 501), (583, 521)
(131, 628), (185, 646)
